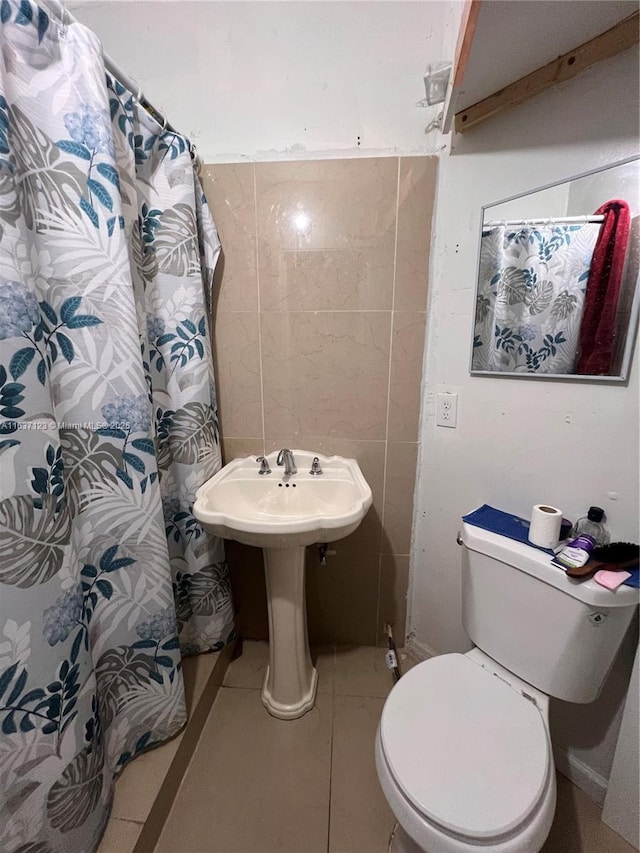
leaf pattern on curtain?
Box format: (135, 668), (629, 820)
(473, 223), (601, 373)
(0, 4), (234, 851)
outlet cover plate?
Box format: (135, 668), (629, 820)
(436, 392), (458, 428)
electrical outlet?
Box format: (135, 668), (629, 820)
(436, 392), (458, 428)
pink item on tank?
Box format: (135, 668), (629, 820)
(594, 569), (632, 590)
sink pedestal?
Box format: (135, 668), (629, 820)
(262, 546), (318, 719)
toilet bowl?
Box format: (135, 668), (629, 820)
(375, 651), (557, 853)
(376, 522), (638, 852)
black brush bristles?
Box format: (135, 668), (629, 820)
(591, 542), (640, 564)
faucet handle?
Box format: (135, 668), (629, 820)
(309, 456), (323, 475)
(256, 456), (271, 475)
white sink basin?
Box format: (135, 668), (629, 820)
(193, 450), (373, 720)
(193, 450), (372, 549)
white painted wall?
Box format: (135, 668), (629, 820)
(67, 0), (462, 161)
(410, 49), (640, 798)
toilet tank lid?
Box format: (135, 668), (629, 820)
(462, 522), (639, 608)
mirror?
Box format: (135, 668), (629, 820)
(471, 157), (640, 381)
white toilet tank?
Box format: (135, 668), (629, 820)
(461, 522), (639, 703)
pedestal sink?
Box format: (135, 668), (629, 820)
(193, 450), (372, 719)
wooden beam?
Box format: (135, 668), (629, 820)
(441, 0), (482, 133)
(453, 0), (482, 87)
(455, 11), (639, 134)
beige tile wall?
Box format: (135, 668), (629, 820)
(202, 156), (437, 646)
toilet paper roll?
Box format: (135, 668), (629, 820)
(528, 504), (563, 549)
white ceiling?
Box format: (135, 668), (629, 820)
(456, 0), (639, 111)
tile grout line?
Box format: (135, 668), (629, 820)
(376, 157), (402, 647)
(252, 162), (267, 452)
(381, 156), (401, 518)
(130, 644), (236, 853)
(326, 644), (337, 853)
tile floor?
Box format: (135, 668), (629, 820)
(98, 643), (636, 853)
(98, 650), (222, 853)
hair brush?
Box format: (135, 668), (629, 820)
(592, 542), (639, 563)
(566, 542), (639, 579)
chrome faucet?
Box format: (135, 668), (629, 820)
(276, 448), (297, 476)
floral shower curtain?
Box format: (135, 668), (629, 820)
(0, 4), (234, 851)
(473, 223), (601, 373)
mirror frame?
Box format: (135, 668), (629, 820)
(470, 154), (640, 383)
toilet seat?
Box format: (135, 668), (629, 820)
(378, 654), (551, 843)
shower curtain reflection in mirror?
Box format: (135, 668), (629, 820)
(471, 157), (640, 380)
(473, 222), (601, 374)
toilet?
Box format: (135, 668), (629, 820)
(376, 522), (639, 853)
